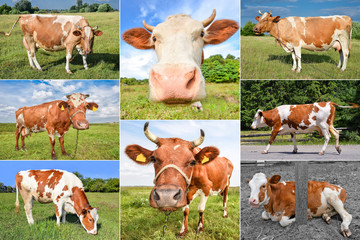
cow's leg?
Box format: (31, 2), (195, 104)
(329, 126), (341, 154)
(327, 196), (352, 237)
(290, 132), (298, 153)
(25, 36), (42, 71)
(263, 128), (279, 154)
(24, 197), (34, 225)
(21, 133), (26, 151)
(294, 47), (302, 73)
(322, 210), (339, 224)
(55, 202), (64, 226)
(76, 45), (89, 70)
(15, 127), (20, 151)
(279, 216), (296, 227)
(262, 211), (271, 220)
(339, 37), (350, 72)
(291, 51), (297, 71)
(61, 209), (67, 223)
(319, 126), (331, 155)
(65, 47), (74, 74)
(48, 131), (57, 160)
(23, 37), (35, 69)
(179, 187), (199, 237)
(196, 191), (209, 233)
(337, 50), (344, 69)
(58, 136), (68, 156)
(222, 184), (230, 218)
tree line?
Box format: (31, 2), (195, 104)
(241, 80), (360, 141)
(121, 54), (240, 85)
(241, 21), (360, 39)
(0, 0), (114, 15)
(0, 171), (119, 193)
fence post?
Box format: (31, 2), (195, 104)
(295, 161), (308, 226)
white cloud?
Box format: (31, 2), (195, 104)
(32, 90), (53, 100)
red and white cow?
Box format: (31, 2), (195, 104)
(122, 9), (239, 109)
(253, 11), (352, 72)
(251, 102), (359, 155)
(248, 173), (352, 237)
(125, 122), (233, 236)
(15, 169), (99, 234)
(1, 15), (103, 73)
(15, 93), (98, 159)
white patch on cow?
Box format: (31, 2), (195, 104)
(281, 181), (286, 186)
(209, 189), (221, 196)
(277, 105), (292, 122)
(17, 113), (25, 126)
(63, 31), (68, 37)
(174, 144), (181, 150)
(320, 15), (345, 21)
(198, 190), (208, 212)
(287, 17), (296, 28)
(54, 130), (62, 138)
(279, 216), (295, 227)
(249, 173), (269, 206)
(68, 93), (85, 108)
(52, 15), (83, 31)
(48, 133), (54, 142)
(84, 26), (91, 39)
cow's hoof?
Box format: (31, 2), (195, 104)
(291, 68), (296, 71)
(15, 147), (19, 151)
(52, 156), (57, 160)
(223, 214), (228, 218)
(196, 228), (203, 234)
(84, 67), (89, 70)
(177, 231), (187, 238)
(292, 150), (298, 154)
(22, 147), (27, 151)
(336, 147), (342, 154)
(66, 70), (73, 74)
(62, 152), (69, 156)
(318, 151), (324, 155)
(340, 69), (345, 73)
(261, 150), (268, 154)
(37, 69), (43, 72)
(296, 69), (301, 73)
(342, 229), (351, 237)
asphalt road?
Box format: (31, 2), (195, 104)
(241, 145), (360, 161)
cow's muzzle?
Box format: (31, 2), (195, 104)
(150, 185), (185, 211)
(73, 120), (89, 130)
(249, 198), (259, 208)
(251, 125), (257, 129)
(253, 27), (261, 35)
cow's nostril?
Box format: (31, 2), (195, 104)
(173, 189), (182, 201)
(153, 189), (160, 201)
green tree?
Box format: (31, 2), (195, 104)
(0, 4), (12, 14)
(104, 178), (119, 192)
(352, 21), (360, 40)
(9, 8), (20, 14)
(241, 21), (263, 36)
(87, 178), (105, 192)
(77, 0), (83, 10)
(97, 3), (113, 12)
(72, 171), (84, 180)
(14, 0), (32, 13)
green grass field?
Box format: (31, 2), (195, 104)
(0, 12), (119, 79)
(0, 123), (119, 160)
(241, 36), (360, 79)
(0, 192), (119, 240)
(121, 83), (240, 120)
(121, 187), (240, 239)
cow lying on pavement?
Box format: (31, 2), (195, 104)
(15, 169), (99, 234)
(122, 9), (239, 110)
(248, 173), (352, 237)
(125, 122), (233, 236)
(253, 11), (352, 72)
(1, 15), (103, 73)
(15, 93), (98, 159)
(251, 102), (360, 155)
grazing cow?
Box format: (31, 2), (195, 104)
(251, 102), (360, 155)
(1, 15), (103, 73)
(122, 9), (239, 109)
(125, 122), (233, 236)
(15, 93), (98, 159)
(253, 11), (352, 72)
(15, 169), (99, 234)
(248, 173), (352, 237)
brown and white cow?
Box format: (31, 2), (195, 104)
(253, 11), (352, 72)
(248, 173), (352, 237)
(251, 102), (359, 155)
(15, 93), (98, 159)
(125, 122), (233, 236)
(122, 9), (239, 109)
(1, 15), (103, 73)
(15, 169), (99, 234)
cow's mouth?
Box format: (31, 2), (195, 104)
(254, 31), (262, 35)
(250, 203), (260, 208)
(163, 99), (192, 105)
(159, 207), (178, 212)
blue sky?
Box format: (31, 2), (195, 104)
(120, 0), (240, 79)
(3, 0), (118, 10)
(0, 80), (119, 123)
(242, 0), (360, 27)
(0, 161), (119, 186)
(120, 120), (240, 186)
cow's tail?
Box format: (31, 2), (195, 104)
(15, 183), (20, 216)
(333, 102), (360, 109)
(1, 16), (21, 36)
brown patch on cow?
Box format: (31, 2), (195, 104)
(15, 173), (23, 190)
(327, 103), (336, 126)
(28, 170), (64, 198)
(122, 28), (153, 50)
(55, 204), (59, 217)
(56, 192), (64, 202)
(71, 187), (90, 215)
(317, 102), (327, 107)
(312, 116), (316, 121)
(46, 192), (52, 198)
(262, 108), (281, 127)
(62, 185), (69, 191)
(282, 104), (315, 130)
(313, 106), (320, 113)
(204, 20), (239, 45)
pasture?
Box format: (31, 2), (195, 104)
(241, 162), (360, 239)
(241, 36), (360, 79)
(0, 123), (119, 160)
(0, 12), (119, 79)
(121, 186), (240, 239)
(121, 83), (240, 119)
(0, 192), (119, 240)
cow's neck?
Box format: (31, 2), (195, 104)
(262, 109), (279, 127)
(269, 20), (285, 43)
(71, 187), (91, 216)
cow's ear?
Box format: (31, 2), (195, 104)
(255, 16), (260, 22)
(125, 144), (153, 165)
(269, 175), (281, 184)
(73, 30), (82, 36)
(87, 102), (99, 112)
(58, 101), (68, 111)
(94, 30), (103, 36)
(259, 111), (263, 117)
(195, 146), (219, 164)
(122, 28), (153, 50)
(272, 16), (281, 23)
(204, 20), (239, 45)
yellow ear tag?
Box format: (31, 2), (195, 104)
(201, 156), (209, 164)
(92, 106), (98, 112)
(136, 153), (146, 162)
(61, 105), (65, 111)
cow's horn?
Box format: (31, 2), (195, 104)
(269, 11), (272, 16)
(202, 9), (216, 27)
(84, 94), (90, 99)
(77, 25), (82, 30)
(93, 26), (98, 30)
(258, 10), (264, 15)
(142, 20), (154, 32)
(66, 94), (71, 99)
(144, 122), (158, 144)
(191, 129), (205, 148)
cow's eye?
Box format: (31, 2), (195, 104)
(89, 218), (92, 222)
(150, 156), (156, 162)
(200, 31), (204, 37)
(190, 160), (196, 166)
(152, 36), (156, 42)
(261, 185), (266, 189)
